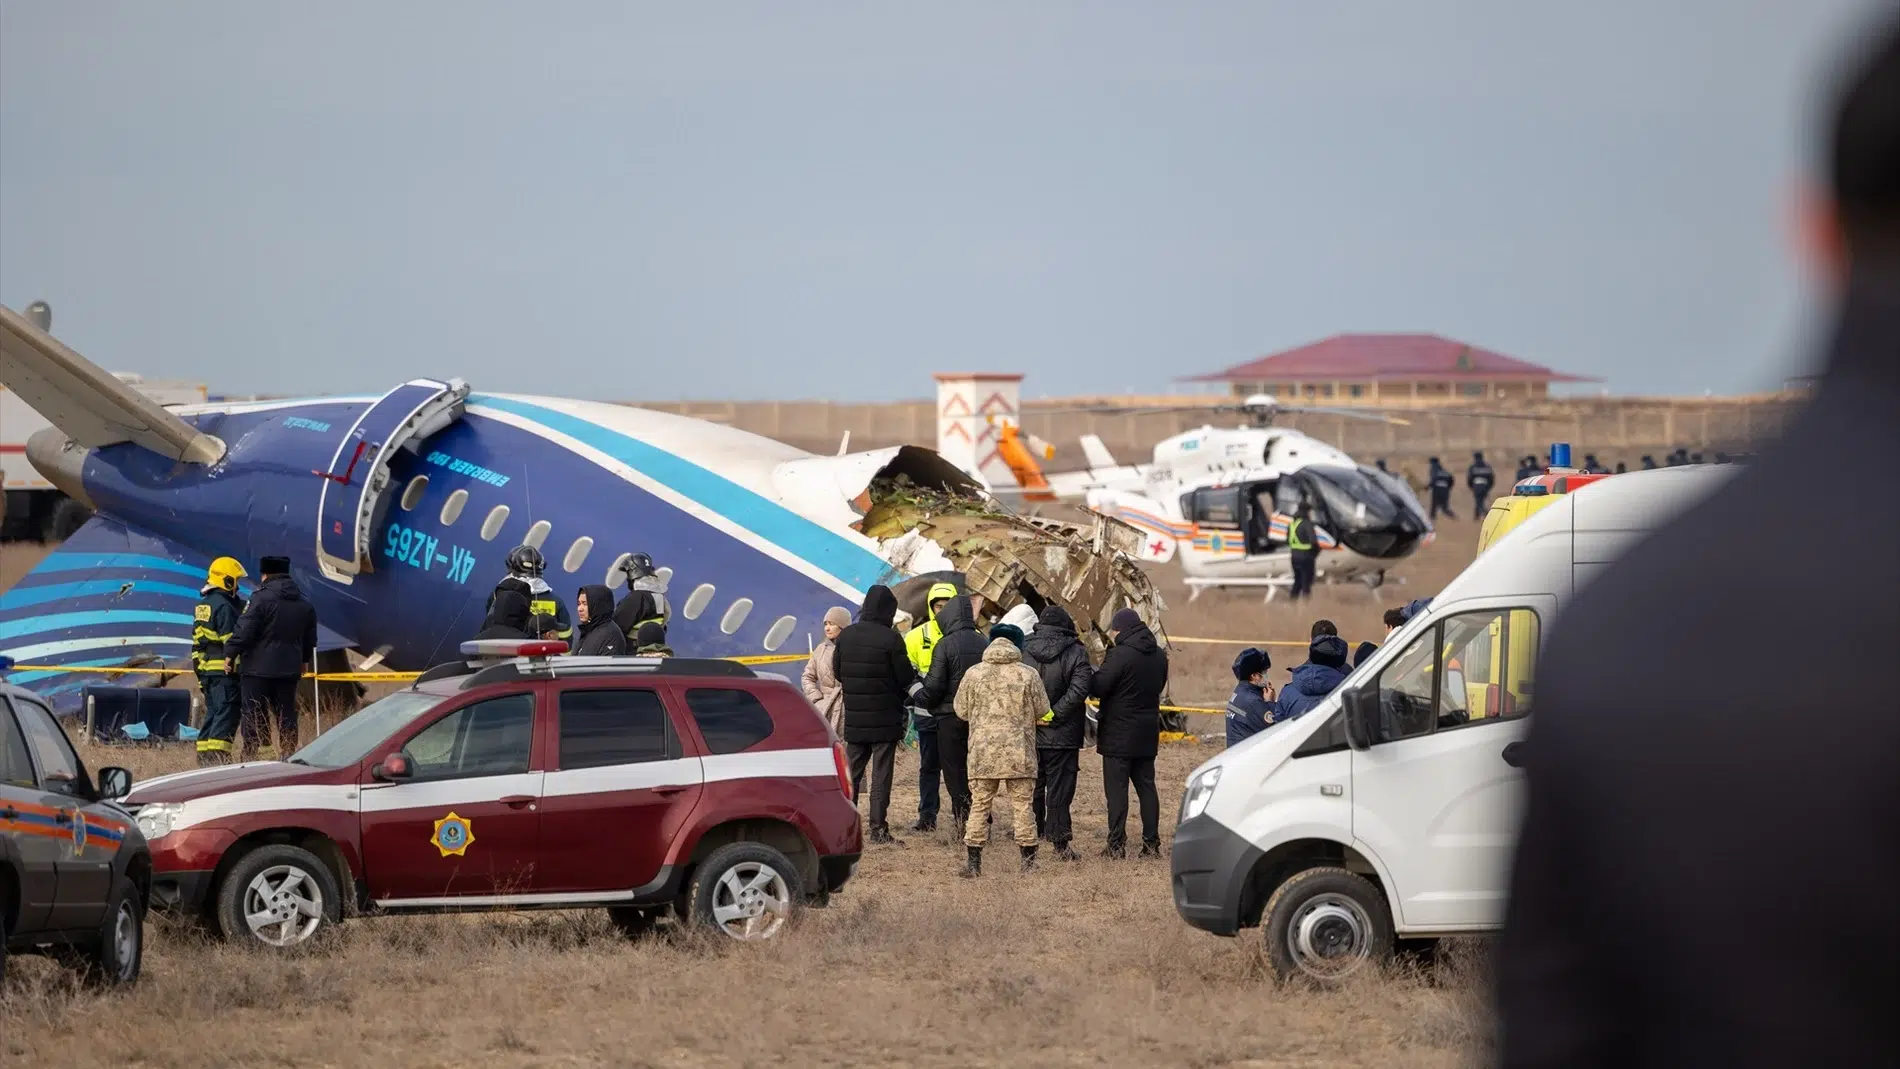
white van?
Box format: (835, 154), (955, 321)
(1169, 465), (1737, 981)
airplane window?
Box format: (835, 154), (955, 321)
(562, 536), (594, 573)
(761, 614), (797, 651)
(439, 489), (469, 527)
(720, 598), (754, 635)
(682, 583), (717, 620)
(655, 566), (673, 590)
(400, 475), (429, 511)
(523, 520), (551, 550)
(479, 504), (510, 542)
(604, 552), (633, 589)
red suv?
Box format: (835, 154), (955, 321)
(121, 644), (861, 947)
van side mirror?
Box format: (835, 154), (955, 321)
(1342, 683), (1379, 751)
(97, 766), (133, 800)
(373, 752), (414, 782)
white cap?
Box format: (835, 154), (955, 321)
(1002, 604), (1039, 633)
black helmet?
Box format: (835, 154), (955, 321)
(618, 552), (656, 582)
(506, 545), (546, 577)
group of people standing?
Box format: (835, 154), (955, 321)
(813, 583), (1170, 875)
(191, 555), (319, 764)
(473, 545), (673, 657)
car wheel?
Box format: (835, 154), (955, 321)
(606, 906), (660, 939)
(215, 844), (341, 948)
(1261, 866), (1394, 983)
(687, 843), (803, 942)
(80, 875), (144, 987)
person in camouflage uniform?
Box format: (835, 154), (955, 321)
(951, 635), (1045, 876)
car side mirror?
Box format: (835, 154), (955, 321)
(1342, 682), (1379, 751)
(97, 766), (133, 800)
(372, 752), (414, 782)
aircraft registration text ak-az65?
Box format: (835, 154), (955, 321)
(0, 305), (1163, 713)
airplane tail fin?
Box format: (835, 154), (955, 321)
(0, 304), (224, 464)
(1079, 434), (1117, 471)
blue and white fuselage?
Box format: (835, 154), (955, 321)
(0, 386), (973, 707)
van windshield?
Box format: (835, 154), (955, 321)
(288, 691), (447, 769)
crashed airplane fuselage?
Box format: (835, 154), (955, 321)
(0, 305), (1166, 709)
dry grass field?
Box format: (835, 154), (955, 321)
(2, 525), (1495, 1069)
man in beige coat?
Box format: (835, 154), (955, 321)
(952, 633), (1044, 876)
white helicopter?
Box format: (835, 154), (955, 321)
(1007, 394), (1448, 600)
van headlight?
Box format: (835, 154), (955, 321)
(1180, 767), (1221, 822)
(135, 803), (182, 841)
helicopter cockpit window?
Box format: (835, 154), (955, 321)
(1182, 486), (1243, 527)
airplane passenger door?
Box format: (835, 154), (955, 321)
(1350, 597), (1550, 930)
(315, 378), (470, 581)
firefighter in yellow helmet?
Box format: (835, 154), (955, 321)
(192, 557), (247, 764)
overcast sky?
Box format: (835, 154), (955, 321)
(0, 1), (1888, 402)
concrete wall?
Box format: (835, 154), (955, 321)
(628, 393), (1810, 474)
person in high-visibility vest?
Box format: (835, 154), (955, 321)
(192, 557), (247, 764)
(1286, 501), (1320, 600)
(901, 582), (959, 832)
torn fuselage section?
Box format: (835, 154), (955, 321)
(861, 480), (1170, 667)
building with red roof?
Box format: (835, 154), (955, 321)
(1185, 333), (1600, 405)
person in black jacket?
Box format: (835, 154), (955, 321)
(918, 593), (988, 835)
(473, 588), (533, 641)
(572, 585), (628, 656)
(1468, 451), (1496, 514)
(1498, 21), (1900, 1069)
(834, 585), (923, 844)
(1023, 605), (1092, 861)
(1426, 457), (1456, 519)
(1089, 607), (1168, 859)
(227, 555), (318, 759)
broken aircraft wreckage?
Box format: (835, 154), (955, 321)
(0, 306), (1173, 721)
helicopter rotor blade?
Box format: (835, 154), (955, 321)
(1272, 404), (1412, 426)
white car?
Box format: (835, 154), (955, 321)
(1169, 464), (1736, 981)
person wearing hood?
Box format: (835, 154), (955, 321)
(1277, 634), (1350, 724)
(1427, 457), (1456, 520)
(902, 581), (959, 832)
(834, 586), (924, 845)
(633, 622), (673, 657)
(1000, 603), (1040, 636)
(227, 555), (319, 759)
(801, 606), (852, 734)
(572, 585), (629, 656)
(1224, 648), (1278, 747)
(951, 636), (1047, 876)
(1469, 451), (1497, 514)
(1499, 23), (1899, 1068)
(488, 545), (573, 642)
(474, 588), (534, 641)
(1089, 608), (1169, 859)
(1023, 605), (1092, 860)
(918, 592), (989, 835)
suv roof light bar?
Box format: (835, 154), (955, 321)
(455, 655), (758, 691)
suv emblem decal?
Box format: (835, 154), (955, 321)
(69, 808), (87, 855)
(431, 812), (474, 857)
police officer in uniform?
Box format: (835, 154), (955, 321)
(1286, 500), (1319, 600)
(487, 545), (571, 642)
(1427, 457), (1457, 519)
(1467, 451), (1497, 515)
(192, 557), (247, 765)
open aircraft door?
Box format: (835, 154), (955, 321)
(314, 378), (470, 582)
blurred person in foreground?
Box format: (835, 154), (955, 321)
(1090, 608), (1168, 859)
(834, 586), (923, 846)
(1497, 18), (1900, 1068)
(1023, 606), (1093, 860)
(953, 628), (1046, 876)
